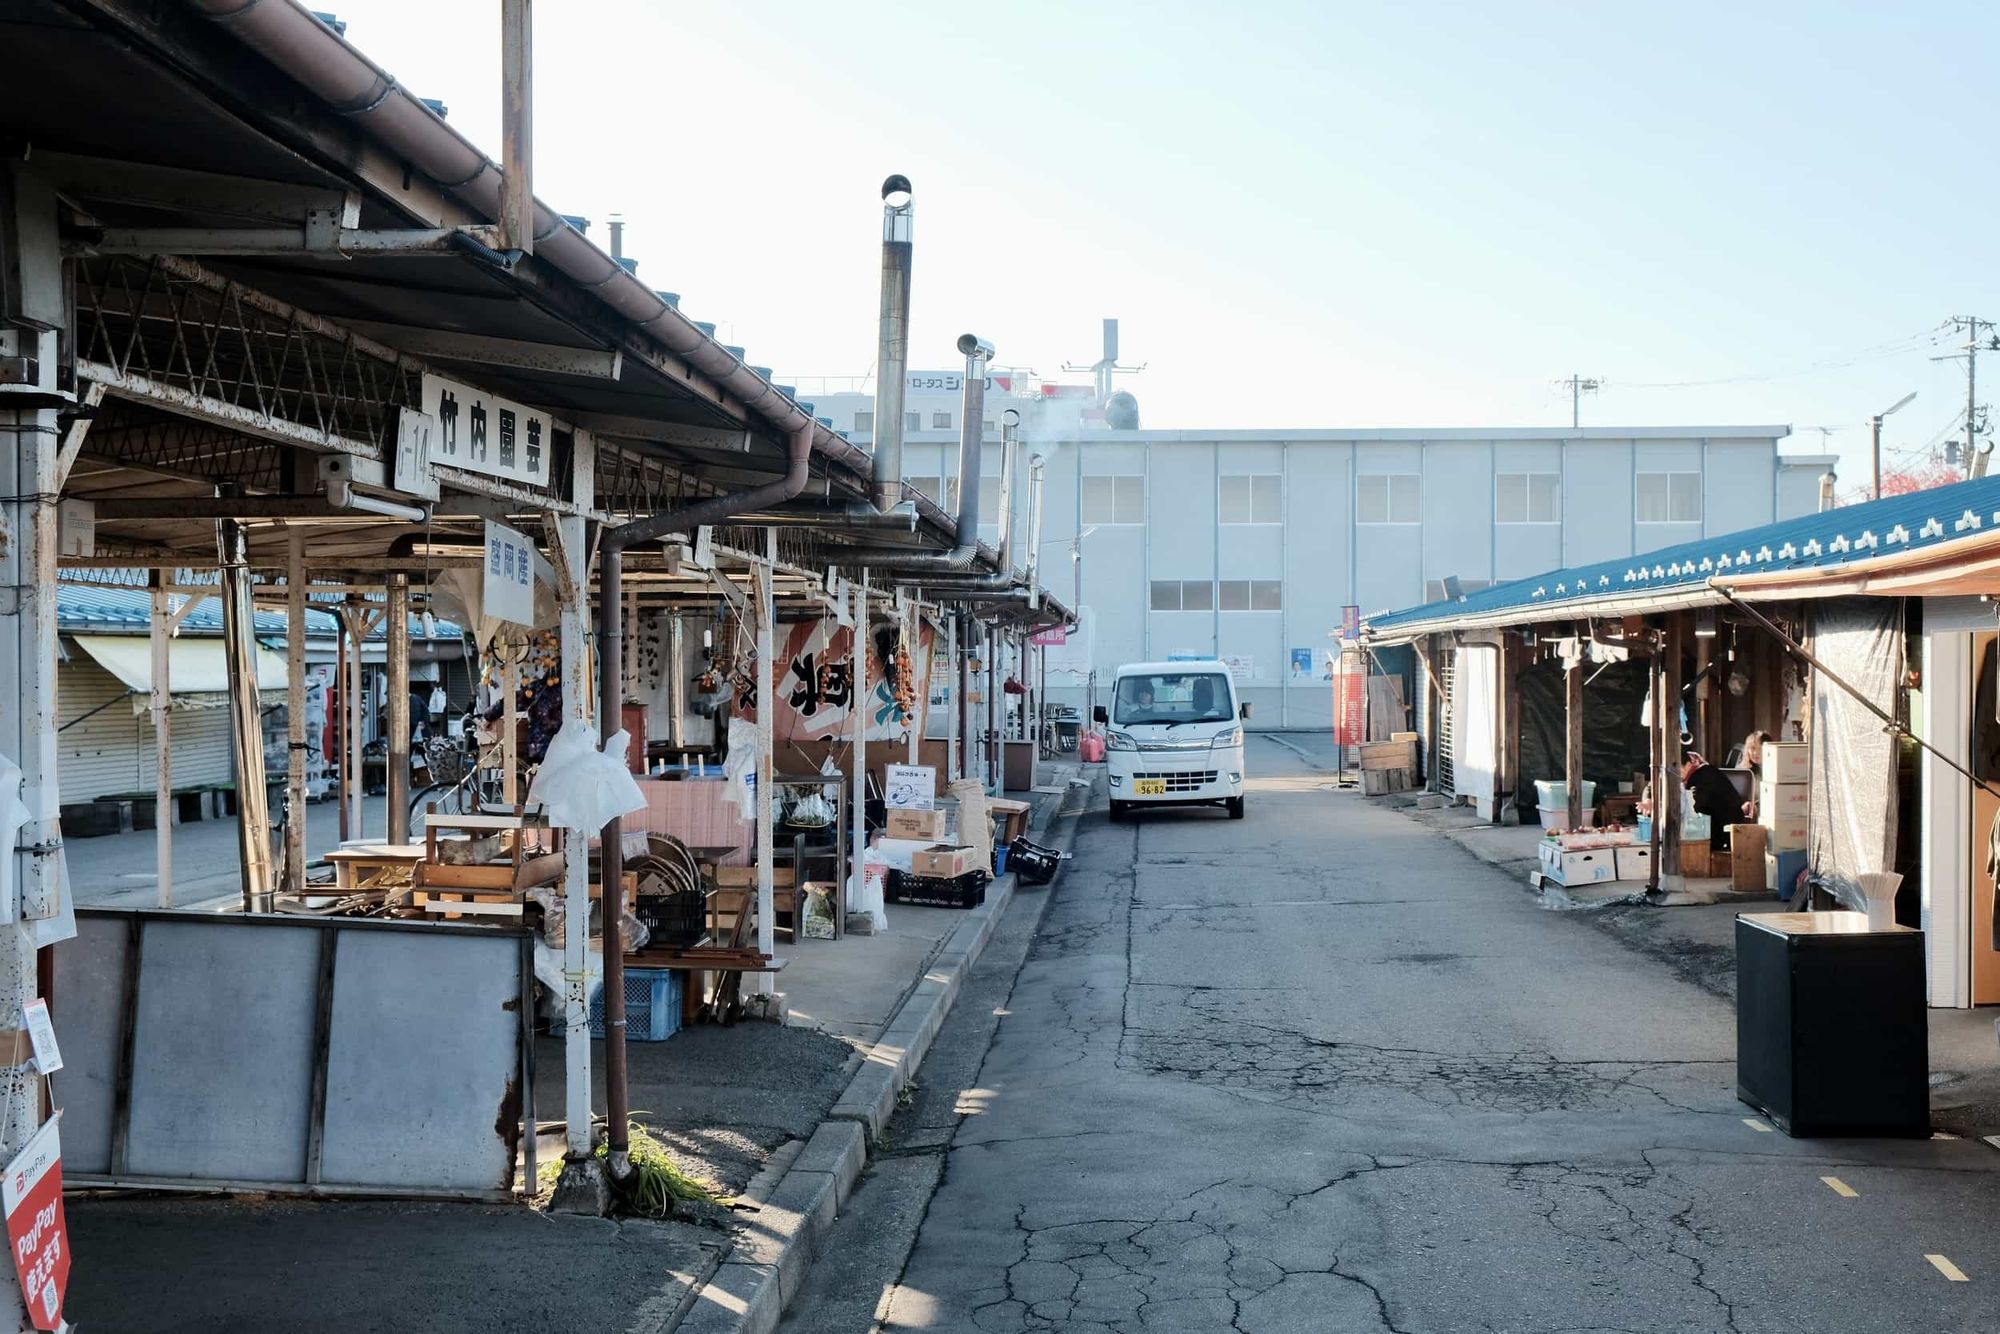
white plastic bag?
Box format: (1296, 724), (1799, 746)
(724, 717), (759, 818)
(527, 722), (647, 831)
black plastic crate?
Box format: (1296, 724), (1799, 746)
(887, 869), (988, 909)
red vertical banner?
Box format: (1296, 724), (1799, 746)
(1334, 645), (1365, 745)
(4, 1114), (68, 1332)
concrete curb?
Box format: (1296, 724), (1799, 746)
(671, 774), (1087, 1334)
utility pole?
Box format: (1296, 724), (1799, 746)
(1561, 374), (1601, 428)
(1936, 317), (1996, 477)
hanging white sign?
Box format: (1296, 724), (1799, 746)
(422, 373), (552, 489)
(483, 521), (537, 627)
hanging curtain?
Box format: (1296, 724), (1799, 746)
(1806, 598), (1903, 910)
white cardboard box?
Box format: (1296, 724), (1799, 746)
(1766, 814), (1809, 851)
(1614, 845), (1654, 881)
(1763, 742), (1808, 784)
(1538, 843), (1619, 886)
(1758, 780), (1809, 819)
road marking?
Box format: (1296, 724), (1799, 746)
(1982, 1134), (2000, 1152)
(1743, 1117), (1774, 1133)
(1926, 1254), (1969, 1282)
(1820, 1176), (1857, 1198)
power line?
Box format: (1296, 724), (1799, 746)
(1605, 325), (1952, 390)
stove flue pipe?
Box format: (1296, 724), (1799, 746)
(871, 177), (914, 512)
(595, 419), (813, 1187)
(1024, 452), (1045, 608)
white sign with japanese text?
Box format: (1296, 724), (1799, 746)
(483, 521), (536, 627)
(422, 373), (552, 489)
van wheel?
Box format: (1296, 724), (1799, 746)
(1226, 797), (1245, 819)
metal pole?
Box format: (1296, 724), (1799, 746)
(850, 572), (869, 932)
(218, 520), (273, 911)
(0, 161), (60, 1331)
(754, 561), (776, 997)
(554, 508), (595, 1164)
(957, 613), (972, 782)
(151, 570), (175, 907)
(336, 615), (350, 843)
(499, 0), (534, 256)
(986, 627), (1000, 792)
(1564, 655), (1584, 832)
(906, 600), (920, 767)
(285, 533), (307, 892)
(345, 599), (365, 840)
(386, 573), (410, 844)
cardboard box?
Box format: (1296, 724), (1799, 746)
(1538, 842), (1618, 886)
(1758, 779), (1809, 819)
(1766, 814), (1809, 852)
(1764, 742), (1808, 784)
(1614, 845), (1654, 881)
(886, 808), (946, 842)
(910, 844), (975, 879)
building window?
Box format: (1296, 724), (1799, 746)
(854, 410), (874, 434)
(1356, 473), (1420, 524)
(1081, 474), (1146, 525)
(905, 475), (945, 505)
(932, 411), (952, 429)
(1220, 474), (1282, 524)
(978, 484), (999, 525)
(1149, 580), (1213, 611)
(983, 418), (995, 433)
(904, 411), (921, 434)
(1636, 471), (1702, 524)
(1495, 472), (1561, 524)
(1218, 580), (1283, 611)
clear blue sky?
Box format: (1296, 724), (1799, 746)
(321, 0), (2000, 486)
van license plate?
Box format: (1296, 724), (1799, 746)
(1134, 780), (1167, 796)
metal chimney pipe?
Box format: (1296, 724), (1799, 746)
(954, 333), (994, 542)
(1025, 452), (1045, 604)
(995, 409), (1021, 572)
(871, 176), (914, 511)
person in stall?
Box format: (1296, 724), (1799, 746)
(1681, 749), (1749, 855)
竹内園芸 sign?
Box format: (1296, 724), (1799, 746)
(483, 521), (536, 627)
(4, 1113), (68, 1331)
(424, 373), (552, 489)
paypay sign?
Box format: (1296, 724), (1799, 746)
(4, 1113), (68, 1331)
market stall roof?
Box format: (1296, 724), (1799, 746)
(71, 633), (288, 694)
(55, 580), (461, 643)
(7, 0), (983, 578)
(1365, 475), (2000, 641)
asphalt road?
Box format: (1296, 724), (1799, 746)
(784, 735), (2000, 1333)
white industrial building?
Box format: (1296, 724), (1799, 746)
(797, 371), (1838, 727)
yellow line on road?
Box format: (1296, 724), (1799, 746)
(1927, 1254), (1970, 1282)
(1820, 1176), (1857, 1198)
(1743, 1117), (1774, 1133)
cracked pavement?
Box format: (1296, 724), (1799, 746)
(799, 737), (2000, 1332)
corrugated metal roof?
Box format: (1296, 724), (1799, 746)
(56, 584), (459, 642)
(1366, 475), (2000, 636)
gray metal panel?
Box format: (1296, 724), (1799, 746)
(52, 914), (129, 1172)
(125, 919), (319, 1181)
(318, 929), (521, 1192)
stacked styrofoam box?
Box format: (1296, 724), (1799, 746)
(1759, 742), (1809, 856)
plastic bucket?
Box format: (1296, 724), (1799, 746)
(1533, 779), (1597, 814)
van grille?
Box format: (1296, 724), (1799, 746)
(1135, 771), (1219, 792)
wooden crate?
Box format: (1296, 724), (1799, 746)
(1359, 740), (1418, 772)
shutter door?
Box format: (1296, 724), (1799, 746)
(57, 657), (236, 806)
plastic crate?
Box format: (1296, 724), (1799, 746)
(886, 870), (987, 909)
(588, 968), (683, 1042)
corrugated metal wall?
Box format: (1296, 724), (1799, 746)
(57, 657), (234, 805)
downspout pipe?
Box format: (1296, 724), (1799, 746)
(595, 420), (812, 1186)
(871, 177), (914, 511)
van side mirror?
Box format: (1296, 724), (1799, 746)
(1092, 705), (1108, 724)
(1239, 703), (1253, 720)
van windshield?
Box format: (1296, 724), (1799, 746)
(1113, 672), (1233, 726)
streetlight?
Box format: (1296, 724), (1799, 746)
(1871, 391), (1917, 501)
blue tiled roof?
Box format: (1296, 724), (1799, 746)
(56, 584), (460, 642)
(1367, 475), (2000, 635)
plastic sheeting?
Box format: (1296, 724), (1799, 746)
(1808, 598), (1903, 911)
(1516, 658), (1654, 814)
(1451, 646), (1498, 819)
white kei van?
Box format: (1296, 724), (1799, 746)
(1092, 660), (1250, 820)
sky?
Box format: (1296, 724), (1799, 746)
(316, 0), (2000, 489)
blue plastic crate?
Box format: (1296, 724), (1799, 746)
(588, 968), (682, 1042)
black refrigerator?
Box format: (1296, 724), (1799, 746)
(1735, 911), (1929, 1138)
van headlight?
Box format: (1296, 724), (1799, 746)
(1210, 727), (1242, 748)
(1105, 730), (1136, 751)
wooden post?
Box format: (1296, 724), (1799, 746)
(150, 570), (174, 907)
(345, 599), (366, 841)
(1565, 647), (1584, 832)
(285, 533), (307, 893)
(386, 574), (411, 844)
(1647, 640), (1663, 893)
(499, 0), (534, 256)
(849, 572), (869, 934)
(218, 521), (273, 912)
(336, 614), (349, 844)
(501, 636), (518, 808)
(1663, 612), (1684, 874)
